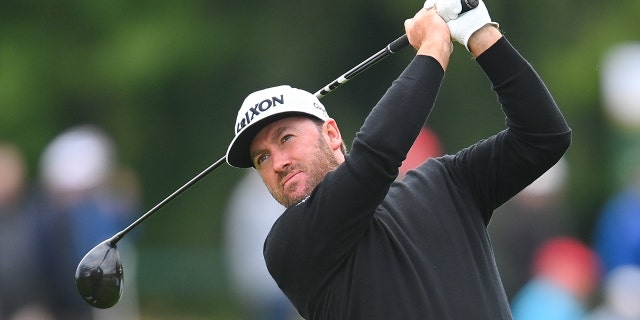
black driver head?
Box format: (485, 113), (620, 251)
(75, 239), (124, 309)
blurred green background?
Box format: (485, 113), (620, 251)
(1, 0), (639, 318)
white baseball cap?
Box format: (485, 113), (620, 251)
(226, 85), (330, 168)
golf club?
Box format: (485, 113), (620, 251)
(75, 0), (479, 309)
(75, 156), (226, 308)
(315, 0), (479, 98)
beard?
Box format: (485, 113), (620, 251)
(269, 135), (340, 208)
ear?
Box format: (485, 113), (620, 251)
(323, 119), (343, 152)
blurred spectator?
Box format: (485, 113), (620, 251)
(588, 265), (640, 320)
(224, 170), (299, 320)
(489, 158), (574, 298)
(0, 142), (52, 319)
(600, 43), (640, 129)
(511, 237), (600, 320)
(33, 125), (141, 320)
(592, 168), (640, 274)
(597, 43), (640, 276)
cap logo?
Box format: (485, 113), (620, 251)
(236, 94), (284, 133)
(312, 102), (327, 117)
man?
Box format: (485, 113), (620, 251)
(225, 0), (571, 318)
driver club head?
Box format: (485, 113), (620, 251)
(75, 239), (124, 309)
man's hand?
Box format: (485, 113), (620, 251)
(404, 8), (453, 70)
(424, 0), (499, 51)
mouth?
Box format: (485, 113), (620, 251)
(281, 171), (301, 188)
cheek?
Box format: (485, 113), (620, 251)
(295, 136), (321, 155)
(257, 170), (277, 188)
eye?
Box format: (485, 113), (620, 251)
(254, 153), (270, 167)
(281, 134), (293, 144)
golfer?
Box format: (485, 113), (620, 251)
(226, 0), (571, 319)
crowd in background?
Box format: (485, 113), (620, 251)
(0, 125), (141, 320)
(491, 157), (640, 320)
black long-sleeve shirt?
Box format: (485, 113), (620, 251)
(264, 37), (572, 320)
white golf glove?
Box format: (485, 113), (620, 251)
(423, 0), (460, 22)
(424, 0), (499, 50)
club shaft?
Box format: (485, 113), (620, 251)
(109, 155), (227, 246)
(314, 34), (410, 99)
(313, 0), (479, 99)
(108, 35), (411, 246)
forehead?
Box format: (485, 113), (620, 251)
(250, 116), (316, 148)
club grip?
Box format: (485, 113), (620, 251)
(460, 0), (479, 13)
(389, 0), (480, 52)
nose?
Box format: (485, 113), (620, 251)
(271, 150), (291, 173)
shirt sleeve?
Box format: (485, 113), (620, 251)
(446, 36), (572, 222)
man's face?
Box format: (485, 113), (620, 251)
(249, 116), (341, 208)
